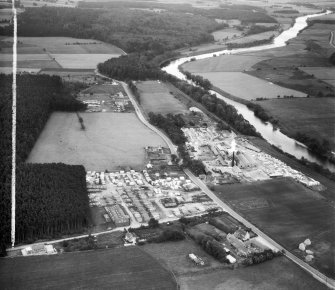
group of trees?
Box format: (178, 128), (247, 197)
(227, 36), (274, 49)
(294, 132), (331, 158)
(0, 74), (89, 255)
(148, 113), (206, 175)
(190, 230), (230, 263)
(243, 249), (275, 265)
(245, 24), (278, 36)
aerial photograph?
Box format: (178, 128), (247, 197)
(0, 0), (334, 289)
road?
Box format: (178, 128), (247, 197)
(121, 82), (178, 156)
(94, 69), (178, 155)
(184, 169), (335, 289)
(7, 69), (333, 288)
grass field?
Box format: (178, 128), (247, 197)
(179, 256), (328, 290)
(136, 80), (189, 115)
(142, 239), (328, 290)
(300, 67), (335, 87)
(26, 112), (166, 170)
(142, 239), (223, 276)
(214, 178), (335, 279)
(259, 97), (335, 149)
(182, 54), (269, 72)
(196, 71), (307, 100)
(0, 247), (177, 290)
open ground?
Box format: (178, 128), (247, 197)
(259, 97), (335, 150)
(26, 112), (167, 171)
(0, 247), (177, 290)
(136, 80), (189, 115)
(214, 178), (335, 279)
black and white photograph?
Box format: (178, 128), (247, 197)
(0, 0), (334, 289)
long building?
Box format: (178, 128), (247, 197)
(105, 204), (130, 227)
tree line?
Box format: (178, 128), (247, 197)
(0, 74), (89, 256)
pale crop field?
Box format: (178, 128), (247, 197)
(136, 80), (189, 115)
(27, 112), (166, 171)
(51, 54), (121, 69)
(11, 37), (125, 54)
(182, 54), (269, 73)
(198, 72), (306, 100)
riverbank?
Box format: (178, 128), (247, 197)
(248, 137), (335, 202)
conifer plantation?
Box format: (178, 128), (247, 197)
(0, 74), (89, 255)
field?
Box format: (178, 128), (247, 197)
(179, 256), (328, 290)
(195, 71), (307, 100)
(142, 240), (328, 290)
(51, 54), (122, 69)
(214, 178), (335, 279)
(183, 54), (269, 72)
(259, 97), (335, 149)
(26, 112), (166, 170)
(211, 28), (244, 42)
(0, 247), (177, 290)
(300, 67), (335, 87)
(0, 37), (125, 70)
(142, 239), (223, 276)
(136, 80), (189, 115)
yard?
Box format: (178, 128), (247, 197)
(26, 112), (167, 171)
(0, 247), (177, 290)
(136, 80), (189, 115)
(214, 178), (335, 279)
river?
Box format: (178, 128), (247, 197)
(162, 10), (335, 172)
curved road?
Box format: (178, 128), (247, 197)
(94, 70), (178, 156)
(121, 82), (178, 156)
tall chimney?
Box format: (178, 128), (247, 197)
(232, 151), (235, 167)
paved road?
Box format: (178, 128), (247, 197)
(121, 82), (178, 156)
(94, 70), (178, 155)
(184, 169), (335, 289)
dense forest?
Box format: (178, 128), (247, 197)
(0, 7), (222, 54)
(0, 74), (89, 255)
(79, 1), (276, 24)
